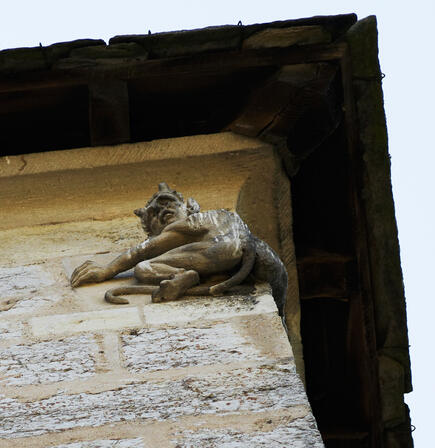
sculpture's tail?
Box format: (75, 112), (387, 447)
(105, 284), (225, 304)
(105, 282), (254, 304)
(105, 285), (157, 304)
(209, 240), (256, 296)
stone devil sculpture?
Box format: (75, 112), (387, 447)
(70, 183), (288, 315)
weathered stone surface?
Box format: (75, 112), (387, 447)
(0, 263), (65, 315)
(0, 363), (305, 439)
(52, 438), (144, 448)
(69, 43), (147, 59)
(0, 133), (268, 179)
(46, 39), (107, 61)
(143, 294), (277, 326)
(0, 335), (97, 386)
(0, 133), (300, 374)
(0, 290), (64, 316)
(243, 26), (331, 50)
(0, 40), (105, 75)
(0, 218), (142, 267)
(0, 47), (46, 74)
(30, 308), (142, 338)
(172, 414), (323, 447)
(108, 15), (357, 57)
(0, 15), (356, 77)
(241, 14), (356, 42)
(0, 319), (23, 341)
(0, 131), (317, 446)
(109, 26), (242, 58)
(54, 43), (149, 70)
(0, 134), (275, 235)
(122, 321), (277, 373)
(0, 264), (55, 297)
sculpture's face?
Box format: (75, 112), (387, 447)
(135, 193), (188, 236)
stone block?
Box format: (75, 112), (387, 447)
(172, 414), (324, 447)
(122, 315), (291, 373)
(0, 217), (143, 266)
(0, 263), (62, 314)
(0, 39), (105, 75)
(69, 43), (147, 59)
(0, 363), (306, 439)
(51, 438), (144, 448)
(109, 26), (242, 58)
(0, 335), (97, 386)
(55, 43), (149, 70)
(30, 308), (142, 338)
(0, 47), (46, 75)
(0, 264), (55, 297)
(0, 319), (23, 341)
(142, 293), (277, 326)
(243, 26), (331, 50)
(47, 39), (106, 61)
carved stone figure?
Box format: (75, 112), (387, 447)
(70, 183), (288, 314)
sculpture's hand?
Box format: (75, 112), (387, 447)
(70, 260), (111, 287)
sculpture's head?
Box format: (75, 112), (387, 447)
(134, 182), (200, 236)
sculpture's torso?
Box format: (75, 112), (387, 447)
(186, 209), (250, 250)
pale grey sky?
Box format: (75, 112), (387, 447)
(2, 1), (433, 446)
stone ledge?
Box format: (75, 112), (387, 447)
(30, 307), (143, 338)
(25, 292), (281, 337)
(0, 132), (270, 179)
(143, 293), (277, 326)
(0, 218), (143, 267)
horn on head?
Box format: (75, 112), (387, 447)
(158, 182), (170, 192)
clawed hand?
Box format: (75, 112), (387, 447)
(70, 260), (110, 288)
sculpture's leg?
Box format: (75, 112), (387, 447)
(152, 270), (200, 302)
(134, 261), (186, 284)
(134, 241), (242, 301)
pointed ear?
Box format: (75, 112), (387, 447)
(186, 197), (200, 215)
(134, 207), (147, 218)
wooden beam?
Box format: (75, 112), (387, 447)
(340, 45), (385, 447)
(226, 61), (341, 175)
(88, 80), (130, 146)
(0, 43), (347, 94)
(297, 253), (354, 300)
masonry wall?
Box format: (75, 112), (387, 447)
(0, 133), (322, 447)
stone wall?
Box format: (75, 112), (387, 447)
(0, 133), (322, 446)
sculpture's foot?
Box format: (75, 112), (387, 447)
(152, 270), (200, 303)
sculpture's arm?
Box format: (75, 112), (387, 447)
(106, 229), (196, 275)
(70, 225), (205, 287)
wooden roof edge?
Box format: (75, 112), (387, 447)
(0, 14), (356, 80)
(344, 15), (413, 445)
